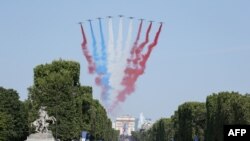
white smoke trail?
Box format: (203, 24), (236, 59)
(116, 17), (123, 62)
(118, 18), (133, 87)
(109, 17), (124, 92)
(107, 18), (115, 69)
(123, 19), (133, 66)
(107, 17), (133, 109)
(106, 18), (115, 106)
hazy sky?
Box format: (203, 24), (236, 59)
(0, 0), (250, 120)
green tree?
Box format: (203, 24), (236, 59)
(132, 92), (250, 141)
(28, 60), (81, 140)
(205, 92), (250, 141)
(0, 112), (13, 141)
(164, 118), (175, 141)
(175, 102), (206, 141)
(27, 60), (118, 141)
(132, 118), (175, 141)
(0, 87), (29, 141)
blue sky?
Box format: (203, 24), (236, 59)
(0, 0), (250, 120)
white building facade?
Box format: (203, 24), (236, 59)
(115, 115), (135, 136)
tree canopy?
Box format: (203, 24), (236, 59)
(27, 60), (118, 141)
(132, 92), (250, 141)
(0, 87), (28, 141)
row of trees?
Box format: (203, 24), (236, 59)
(132, 92), (250, 141)
(0, 60), (119, 141)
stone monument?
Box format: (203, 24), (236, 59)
(26, 106), (57, 141)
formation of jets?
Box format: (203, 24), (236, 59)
(79, 15), (164, 24)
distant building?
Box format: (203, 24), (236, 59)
(114, 115), (135, 136)
(134, 118), (139, 131)
(135, 113), (153, 131)
(138, 113), (145, 130)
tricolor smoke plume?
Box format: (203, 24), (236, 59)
(79, 17), (163, 112)
(80, 23), (95, 74)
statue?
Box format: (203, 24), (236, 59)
(26, 106), (56, 141)
(31, 106), (56, 133)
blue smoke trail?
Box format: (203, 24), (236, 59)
(98, 18), (110, 101)
(98, 18), (108, 75)
(89, 21), (98, 66)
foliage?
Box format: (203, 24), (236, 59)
(27, 60), (118, 141)
(205, 92), (250, 141)
(0, 87), (29, 141)
(132, 118), (174, 141)
(174, 102), (206, 141)
(132, 92), (250, 141)
(0, 112), (13, 141)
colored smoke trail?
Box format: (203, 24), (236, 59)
(115, 23), (163, 105)
(88, 21), (99, 69)
(128, 20), (143, 67)
(122, 18), (134, 68)
(97, 18), (110, 102)
(109, 16), (124, 100)
(116, 18), (134, 93)
(116, 22), (152, 96)
(141, 24), (163, 67)
(106, 18), (115, 104)
(107, 18), (115, 68)
(79, 17), (163, 112)
(98, 18), (107, 73)
(89, 20), (107, 98)
(80, 23), (95, 74)
(108, 22), (151, 110)
(133, 22), (152, 67)
(116, 16), (124, 62)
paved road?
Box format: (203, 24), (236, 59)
(119, 136), (135, 141)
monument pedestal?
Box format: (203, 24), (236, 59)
(26, 130), (56, 141)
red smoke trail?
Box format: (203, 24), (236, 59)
(117, 22), (153, 101)
(120, 22), (152, 96)
(140, 24), (163, 70)
(80, 24), (95, 74)
(135, 20), (143, 44)
(114, 23), (163, 107)
(128, 20), (143, 64)
(132, 22), (152, 66)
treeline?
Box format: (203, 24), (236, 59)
(0, 60), (119, 141)
(132, 92), (250, 141)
